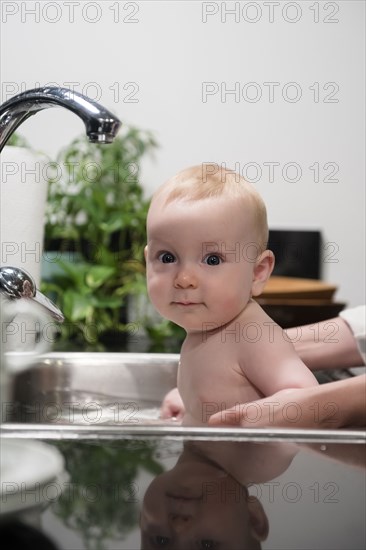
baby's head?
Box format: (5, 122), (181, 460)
(148, 163), (269, 252)
(145, 164), (274, 332)
(140, 441), (269, 549)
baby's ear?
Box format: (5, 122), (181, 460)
(144, 245), (148, 261)
(247, 496), (269, 542)
(251, 250), (275, 297)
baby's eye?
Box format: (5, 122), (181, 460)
(154, 535), (170, 546)
(158, 252), (176, 263)
(200, 540), (215, 549)
(203, 254), (222, 266)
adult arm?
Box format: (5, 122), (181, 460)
(286, 309), (365, 371)
(161, 307), (366, 422)
(208, 374), (366, 429)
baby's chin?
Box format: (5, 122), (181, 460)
(164, 310), (237, 334)
(184, 317), (237, 334)
(164, 316), (202, 333)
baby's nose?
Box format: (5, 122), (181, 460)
(174, 268), (198, 289)
(169, 513), (193, 533)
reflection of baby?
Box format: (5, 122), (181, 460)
(145, 164), (318, 425)
(140, 440), (297, 549)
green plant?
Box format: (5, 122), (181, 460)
(51, 440), (164, 550)
(42, 126), (157, 349)
(6, 132), (31, 147)
(144, 318), (185, 353)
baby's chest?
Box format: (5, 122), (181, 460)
(178, 347), (255, 415)
(179, 343), (241, 385)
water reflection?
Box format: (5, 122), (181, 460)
(140, 440), (298, 550)
(50, 440), (164, 549)
(9, 438), (362, 550)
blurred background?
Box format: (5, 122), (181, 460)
(1, 1), (364, 342)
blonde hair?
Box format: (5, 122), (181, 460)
(151, 163), (269, 248)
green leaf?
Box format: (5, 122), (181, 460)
(63, 291), (93, 321)
(86, 266), (116, 289)
(6, 132), (32, 148)
(90, 295), (122, 309)
(98, 215), (125, 234)
(55, 260), (89, 286)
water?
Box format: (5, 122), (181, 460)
(13, 389), (164, 425)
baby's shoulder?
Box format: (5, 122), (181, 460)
(236, 300), (290, 355)
(234, 299), (277, 331)
(244, 299), (273, 321)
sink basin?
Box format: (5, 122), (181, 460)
(4, 352), (178, 425)
(1, 353), (364, 549)
(2, 352), (365, 443)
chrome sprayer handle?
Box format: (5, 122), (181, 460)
(0, 266), (64, 322)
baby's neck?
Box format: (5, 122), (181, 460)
(184, 301), (254, 342)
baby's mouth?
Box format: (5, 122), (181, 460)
(166, 492), (202, 501)
(173, 301), (200, 306)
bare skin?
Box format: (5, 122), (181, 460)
(179, 300), (317, 426)
(209, 316), (366, 429)
(162, 316), (366, 429)
(286, 316), (365, 371)
(208, 374), (366, 429)
(141, 440), (298, 549)
(146, 191), (317, 426)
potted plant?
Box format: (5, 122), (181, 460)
(41, 125), (158, 350)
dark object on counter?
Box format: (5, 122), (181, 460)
(0, 519), (59, 550)
(257, 299), (346, 328)
(268, 229), (321, 279)
(256, 275), (345, 328)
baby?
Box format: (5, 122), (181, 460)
(140, 439), (297, 549)
(145, 164), (318, 426)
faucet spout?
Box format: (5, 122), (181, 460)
(0, 86), (121, 152)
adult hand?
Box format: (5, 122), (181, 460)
(208, 377), (366, 429)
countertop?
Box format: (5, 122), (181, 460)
(1, 436), (365, 549)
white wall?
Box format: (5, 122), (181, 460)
(1, 0), (365, 307)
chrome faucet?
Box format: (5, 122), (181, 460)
(0, 87), (122, 321)
(0, 266), (65, 322)
(0, 86), (121, 152)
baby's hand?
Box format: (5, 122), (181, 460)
(160, 387), (185, 421)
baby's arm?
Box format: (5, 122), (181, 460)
(241, 324), (318, 396)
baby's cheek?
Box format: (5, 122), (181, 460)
(218, 291), (250, 319)
(147, 278), (172, 317)
(147, 282), (161, 304)
(146, 275), (160, 301)
(220, 287), (246, 307)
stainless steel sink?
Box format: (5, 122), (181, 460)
(2, 352), (365, 443)
(4, 352), (179, 425)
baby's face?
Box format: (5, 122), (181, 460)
(140, 455), (258, 549)
(145, 196), (262, 332)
